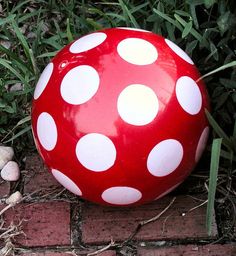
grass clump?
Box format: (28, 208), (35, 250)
(0, 0), (235, 239)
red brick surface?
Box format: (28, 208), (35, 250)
(1, 154), (233, 255)
(81, 195), (217, 244)
(0, 178), (10, 198)
(21, 251), (116, 256)
(2, 201), (71, 247)
(97, 250), (117, 256)
(24, 154), (60, 193)
(21, 253), (71, 256)
(138, 244), (236, 256)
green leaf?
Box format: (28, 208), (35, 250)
(165, 22), (176, 42)
(209, 41), (219, 61)
(215, 92), (229, 110)
(66, 18), (74, 43)
(205, 109), (233, 151)
(185, 40), (198, 56)
(174, 14), (205, 44)
(118, 0), (139, 28)
(86, 18), (103, 30)
(206, 138), (222, 235)
(204, 0), (216, 8)
(217, 11), (230, 34)
(0, 14), (16, 26)
(175, 10), (190, 17)
(190, 4), (199, 28)
(153, 8), (182, 31)
(220, 78), (236, 89)
(182, 21), (193, 38)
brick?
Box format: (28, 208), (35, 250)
(21, 253), (71, 256)
(24, 154), (60, 194)
(97, 250), (117, 256)
(81, 195), (217, 244)
(20, 250), (116, 256)
(2, 201), (70, 247)
(0, 178), (10, 198)
(137, 244), (236, 256)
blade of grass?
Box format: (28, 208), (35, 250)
(0, 14), (16, 26)
(11, 20), (36, 74)
(10, 0), (32, 13)
(197, 61), (236, 82)
(153, 8), (183, 31)
(18, 8), (45, 23)
(66, 18), (74, 43)
(205, 109), (233, 151)
(220, 149), (236, 162)
(86, 18), (103, 30)
(182, 20), (193, 38)
(0, 59), (29, 87)
(206, 138), (222, 235)
(3, 126), (32, 143)
(16, 115), (31, 126)
(0, 44), (33, 74)
(189, 4), (199, 28)
(174, 13), (205, 44)
(88, 8), (115, 27)
(37, 51), (58, 58)
(118, 0), (140, 28)
(106, 13), (126, 21)
(129, 2), (149, 14)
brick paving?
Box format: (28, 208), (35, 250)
(0, 178), (10, 198)
(81, 196), (217, 244)
(3, 202), (71, 247)
(0, 154), (235, 255)
(137, 244), (236, 256)
(21, 253), (72, 256)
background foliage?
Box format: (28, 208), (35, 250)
(0, 0), (235, 238)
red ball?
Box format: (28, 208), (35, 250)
(31, 27), (209, 206)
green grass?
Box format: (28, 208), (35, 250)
(0, 0), (236, 238)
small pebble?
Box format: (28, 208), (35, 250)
(9, 83), (23, 92)
(6, 191), (22, 205)
(1, 161), (20, 181)
(0, 146), (14, 169)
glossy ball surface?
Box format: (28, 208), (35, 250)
(31, 27), (209, 206)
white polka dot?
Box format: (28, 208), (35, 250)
(155, 182), (181, 200)
(51, 169), (82, 196)
(117, 27), (151, 33)
(147, 139), (183, 177)
(102, 186), (142, 205)
(117, 84), (159, 126)
(69, 32), (107, 53)
(60, 65), (99, 105)
(37, 112), (57, 151)
(165, 39), (194, 64)
(176, 76), (202, 115)
(34, 63), (53, 99)
(117, 38), (158, 65)
(76, 133), (116, 172)
(195, 127), (209, 162)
